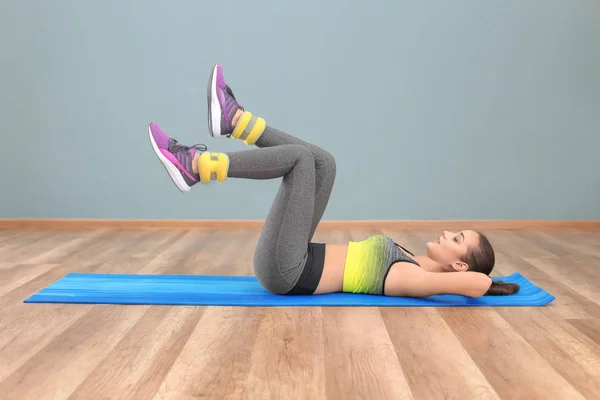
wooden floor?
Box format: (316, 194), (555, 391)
(0, 227), (599, 400)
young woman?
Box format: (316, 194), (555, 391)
(148, 64), (519, 298)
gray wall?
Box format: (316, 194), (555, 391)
(1, 0), (599, 220)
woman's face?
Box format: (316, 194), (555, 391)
(425, 230), (480, 271)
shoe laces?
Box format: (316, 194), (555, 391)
(226, 86), (244, 110)
(226, 86), (236, 100)
(169, 139), (207, 153)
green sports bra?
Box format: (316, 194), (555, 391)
(342, 235), (420, 295)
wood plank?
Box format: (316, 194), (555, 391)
(129, 229), (190, 259)
(0, 263), (59, 296)
(0, 303), (94, 382)
(136, 230), (202, 274)
(322, 307), (412, 400)
(230, 230), (260, 276)
(0, 231), (86, 264)
(0, 262), (14, 269)
(520, 230), (599, 258)
(0, 229), (59, 261)
(0, 229), (159, 382)
(0, 305), (149, 400)
(169, 230), (239, 276)
(484, 232), (600, 319)
(0, 230), (31, 246)
(0, 229), (149, 307)
(494, 230), (559, 259)
(439, 308), (586, 399)
(0, 260), (101, 322)
(492, 258), (600, 319)
(154, 306), (264, 400)
(381, 308), (499, 400)
(524, 257), (600, 305)
(20, 230), (111, 264)
(567, 318), (600, 346)
(244, 308), (326, 400)
(497, 308), (600, 399)
(544, 230), (600, 258)
(546, 254), (600, 284)
(68, 306), (204, 400)
(91, 229), (188, 274)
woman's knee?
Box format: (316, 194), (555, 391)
(323, 150), (336, 176)
(253, 263), (294, 294)
(290, 144), (315, 164)
(313, 148), (336, 173)
(316, 149), (336, 187)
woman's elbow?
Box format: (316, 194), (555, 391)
(467, 275), (493, 297)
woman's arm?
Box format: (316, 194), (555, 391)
(384, 263), (492, 298)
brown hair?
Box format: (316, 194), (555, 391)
(462, 232), (520, 296)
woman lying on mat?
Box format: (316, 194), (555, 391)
(148, 64), (519, 298)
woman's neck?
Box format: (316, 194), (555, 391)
(413, 255), (450, 273)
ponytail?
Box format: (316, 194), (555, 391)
(485, 281), (520, 296)
(463, 232), (518, 296)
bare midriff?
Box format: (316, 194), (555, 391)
(313, 243), (348, 294)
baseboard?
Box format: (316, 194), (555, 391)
(1, 219), (599, 230)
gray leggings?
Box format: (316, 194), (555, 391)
(226, 126), (337, 294)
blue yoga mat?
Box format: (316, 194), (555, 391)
(24, 272), (554, 307)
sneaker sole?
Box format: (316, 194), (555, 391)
(208, 64), (221, 137)
(148, 124), (192, 192)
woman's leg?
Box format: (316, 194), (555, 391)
(254, 126), (336, 241)
(207, 64), (336, 241)
(148, 122), (321, 294)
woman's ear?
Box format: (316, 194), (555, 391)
(451, 260), (469, 272)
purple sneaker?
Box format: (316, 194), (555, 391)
(207, 64), (243, 137)
(148, 122), (207, 192)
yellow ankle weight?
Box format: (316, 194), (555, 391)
(231, 111), (266, 146)
(198, 152), (229, 183)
